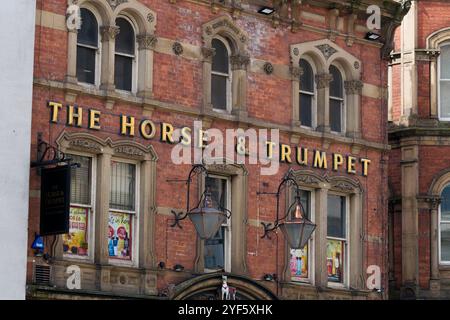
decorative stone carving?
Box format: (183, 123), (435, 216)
(333, 181), (356, 192)
(293, 48), (299, 56)
(172, 42), (183, 55)
(114, 146), (144, 157)
(107, 0), (128, 10)
(289, 65), (303, 79)
(147, 13), (155, 23)
(68, 139), (103, 153)
(201, 46), (216, 60)
(100, 26), (120, 41)
(354, 61), (360, 69)
(230, 53), (250, 70)
(315, 73), (333, 89)
(137, 34), (158, 50)
(344, 80), (364, 95)
(316, 44), (338, 60)
(263, 62), (274, 75)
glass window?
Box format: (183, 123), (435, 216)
(204, 176), (230, 271)
(76, 8), (98, 84)
(211, 38), (230, 111)
(327, 194), (347, 283)
(299, 59), (314, 128)
(440, 44), (450, 119)
(329, 65), (344, 133)
(440, 185), (450, 262)
(115, 17), (135, 91)
(63, 155), (93, 257)
(108, 161), (136, 260)
(289, 189), (311, 281)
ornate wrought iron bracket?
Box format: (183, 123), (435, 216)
(170, 210), (187, 228)
(30, 132), (77, 169)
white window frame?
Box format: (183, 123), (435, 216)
(76, 6), (102, 88)
(326, 193), (350, 288)
(289, 187), (315, 285)
(439, 185), (450, 265)
(438, 42), (450, 121)
(108, 158), (140, 267)
(329, 63), (346, 134)
(63, 152), (97, 262)
(211, 36), (232, 114)
(299, 56), (317, 130)
(114, 15), (138, 94)
(204, 174), (231, 273)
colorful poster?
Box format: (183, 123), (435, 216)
(290, 245), (308, 281)
(62, 207), (89, 256)
(108, 211), (132, 260)
(327, 239), (344, 282)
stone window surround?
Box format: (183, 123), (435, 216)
(54, 131), (158, 271)
(281, 170), (364, 290)
(65, 0), (157, 99)
(290, 39), (363, 139)
(194, 162), (248, 274)
(201, 16), (250, 120)
(427, 27), (450, 120)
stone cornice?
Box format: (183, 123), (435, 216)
(33, 78), (390, 152)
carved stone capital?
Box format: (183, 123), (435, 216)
(344, 80), (363, 95)
(100, 26), (120, 41)
(230, 53), (250, 70)
(201, 46), (216, 62)
(315, 73), (333, 89)
(289, 65), (304, 79)
(137, 34), (158, 50)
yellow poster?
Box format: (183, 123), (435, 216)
(62, 207), (88, 256)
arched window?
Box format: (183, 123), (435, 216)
(299, 59), (315, 128)
(115, 17), (135, 92)
(76, 8), (99, 85)
(329, 65), (344, 133)
(211, 38), (231, 111)
(439, 43), (450, 120)
(440, 185), (450, 263)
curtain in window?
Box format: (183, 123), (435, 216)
(110, 161), (136, 211)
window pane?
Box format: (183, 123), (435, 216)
(440, 81), (450, 118)
(205, 176), (227, 209)
(114, 55), (133, 91)
(76, 46), (96, 84)
(62, 207), (89, 256)
(212, 39), (229, 74)
(441, 223), (450, 262)
(108, 211), (132, 260)
(290, 245), (308, 280)
(440, 45), (450, 79)
(115, 18), (135, 55)
(204, 226), (225, 269)
(70, 155), (91, 205)
(300, 59), (314, 92)
(441, 185), (450, 221)
(78, 8), (98, 47)
(327, 239), (344, 282)
(327, 195), (346, 238)
(211, 74), (227, 110)
(330, 99), (342, 132)
(329, 65), (343, 98)
(110, 162), (136, 211)
(300, 93), (312, 127)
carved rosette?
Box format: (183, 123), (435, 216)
(263, 62), (274, 75)
(137, 34), (158, 50)
(316, 44), (338, 60)
(315, 73), (333, 89)
(230, 53), (250, 70)
(344, 80), (364, 95)
(172, 42), (184, 55)
(100, 26), (120, 41)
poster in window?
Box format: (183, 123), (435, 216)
(327, 239), (344, 282)
(108, 211), (131, 260)
(290, 245), (308, 281)
(62, 207), (88, 256)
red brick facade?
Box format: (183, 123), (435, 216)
(28, 0), (404, 300)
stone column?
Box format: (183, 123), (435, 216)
(400, 144), (419, 298)
(315, 73), (333, 133)
(230, 52), (250, 119)
(349, 191), (363, 289)
(65, 29), (78, 84)
(429, 52), (440, 119)
(314, 183), (329, 288)
(290, 65), (303, 127)
(201, 46), (215, 113)
(230, 172), (248, 274)
(136, 34), (158, 99)
(344, 80), (363, 138)
(430, 197), (441, 295)
(100, 26), (119, 92)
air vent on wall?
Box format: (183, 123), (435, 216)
(34, 264), (51, 286)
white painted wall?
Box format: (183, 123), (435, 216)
(0, 0), (36, 299)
